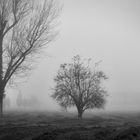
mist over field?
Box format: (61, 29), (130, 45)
(3, 0), (140, 113)
(1, 0), (140, 140)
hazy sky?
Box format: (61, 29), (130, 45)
(8, 0), (140, 111)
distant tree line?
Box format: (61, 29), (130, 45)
(3, 96), (11, 109)
(16, 93), (40, 109)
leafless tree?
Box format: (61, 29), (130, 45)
(52, 55), (108, 119)
(0, 0), (60, 116)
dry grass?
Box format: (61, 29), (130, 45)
(0, 111), (140, 140)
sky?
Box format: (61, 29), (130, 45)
(7, 0), (140, 112)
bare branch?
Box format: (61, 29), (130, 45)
(1, 0), (60, 87)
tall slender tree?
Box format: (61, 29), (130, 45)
(0, 0), (60, 116)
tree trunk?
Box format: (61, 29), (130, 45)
(0, 24), (4, 117)
(0, 96), (3, 117)
(77, 108), (83, 119)
(0, 88), (4, 117)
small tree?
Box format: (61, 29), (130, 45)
(52, 55), (108, 119)
(0, 0), (60, 116)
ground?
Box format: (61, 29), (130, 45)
(0, 111), (140, 140)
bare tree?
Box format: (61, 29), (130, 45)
(52, 55), (108, 119)
(0, 0), (60, 116)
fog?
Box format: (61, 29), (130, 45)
(5, 0), (140, 112)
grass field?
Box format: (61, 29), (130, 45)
(0, 111), (140, 140)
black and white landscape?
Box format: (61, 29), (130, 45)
(0, 0), (140, 140)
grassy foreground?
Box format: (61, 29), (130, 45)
(0, 111), (140, 140)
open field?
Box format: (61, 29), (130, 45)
(0, 111), (140, 140)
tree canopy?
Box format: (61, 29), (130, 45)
(52, 55), (108, 119)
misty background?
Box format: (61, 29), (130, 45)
(5, 0), (140, 112)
